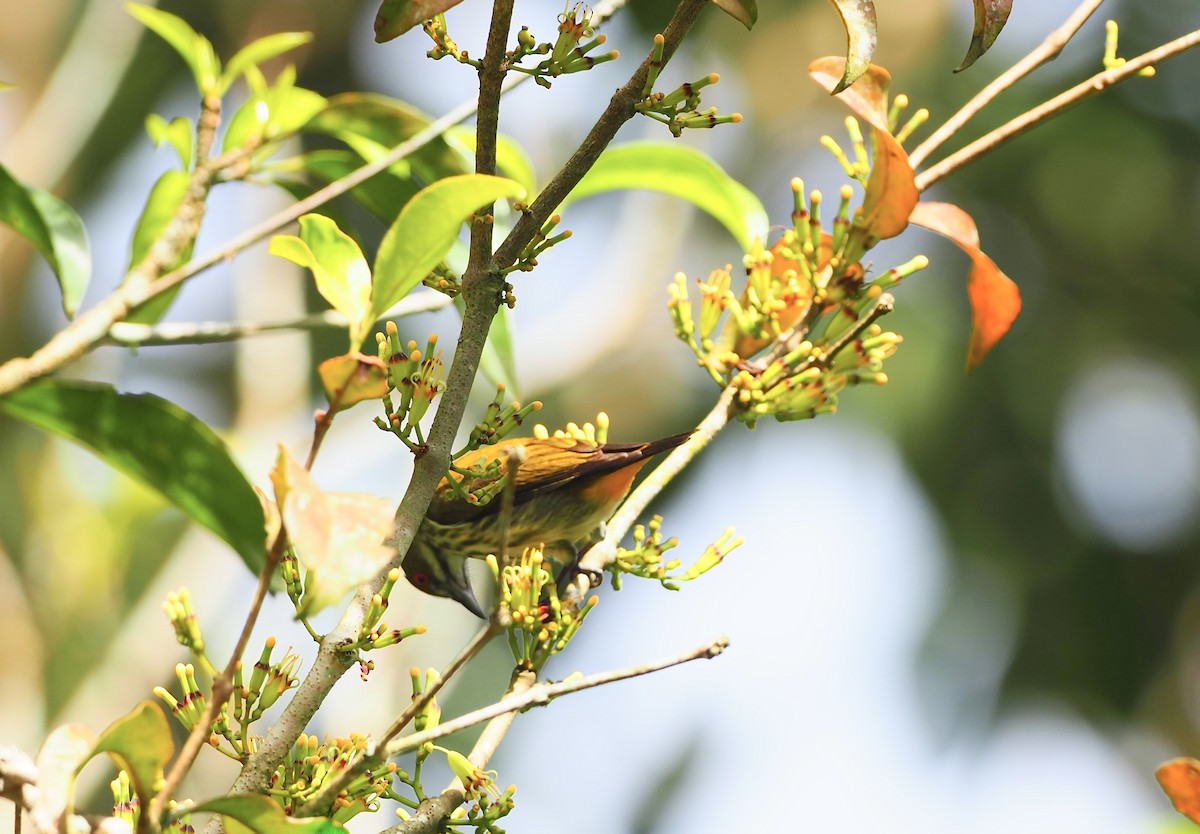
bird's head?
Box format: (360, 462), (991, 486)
(402, 543), (487, 619)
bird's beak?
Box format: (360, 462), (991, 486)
(447, 562), (487, 619)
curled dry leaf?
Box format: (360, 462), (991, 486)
(826, 0), (878, 93)
(1157, 757), (1200, 824)
(909, 201), (1021, 371)
(956, 0), (1013, 72)
(808, 56), (891, 130)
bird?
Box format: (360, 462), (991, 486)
(402, 430), (692, 617)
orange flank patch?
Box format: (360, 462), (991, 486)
(577, 461), (650, 508)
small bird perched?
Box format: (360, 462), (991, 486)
(403, 431), (691, 616)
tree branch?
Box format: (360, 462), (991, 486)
(915, 27), (1200, 191)
(907, 0), (1104, 170)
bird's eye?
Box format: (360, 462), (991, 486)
(410, 571), (431, 589)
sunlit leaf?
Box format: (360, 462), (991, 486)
(808, 56), (892, 131)
(145, 114), (194, 169)
(374, 0), (465, 42)
(266, 150), (422, 225)
(827, 0), (877, 93)
(270, 214), (373, 347)
(711, 0), (757, 30)
(125, 168), (193, 324)
(219, 32), (313, 94)
(317, 353), (390, 412)
(567, 142), (768, 252)
(270, 447), (395, 618)
(126, 4), (219, 94)
(910, 200), (1021, 370)
(1158, 758), (1200, 825)
(222, 74), (326, 153)
(188, 795), (342, 834)
(859, 127), (917, 241)
(302, 93), (466, 185)
(449, 127), (537, 198)
(956, 0), (1012, 72)
(92, 702), (174, 808)
(372, 174), (525, 318)
(29, 724), (97, 834)
(0, 380), (268, 574)
(0, 162), (91, 319)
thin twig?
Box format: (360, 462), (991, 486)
(907, 0), (1104, 170)
(104, 292), (453, 347)
(916, 28), (1200, 191)
(386, 636), (729, 760)
(148, 534), (287, 826)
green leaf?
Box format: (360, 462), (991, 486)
(222, 74), (326, 154)
(219, 31), (313, 94)
(126, 4), (220, 94)
(449, 127), (537, 196)
(92, 702), (174, 808)
(0, 380), (267, 575)
(266, 150), (421, 225)
(372, 174), (525, 318)
(270, 214), (373, 348)
(828, 0), (877, 93)
(145, 114), (194, 169)
(187, 795), (342, 834)
(710, 0), (757, 29)
(955, 0), (1012, 72)
(125, 169), (192, 324)
(566, 142), (768, 252)
(374, 0), (466, 42)
(270, 447), (395, 618)
(302, 93), (466, 185)
(0, 162), (91, 319)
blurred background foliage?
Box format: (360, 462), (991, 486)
(3, 0), (1200, 830)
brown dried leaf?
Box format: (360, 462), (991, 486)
(826, 0), (878, 93)
(711, 0), (757, 30)
(910, 201), (1021, 370)
(374, 0), (464, 43)
(808, 56), (892, 131)
(956, 0), (1013, 72)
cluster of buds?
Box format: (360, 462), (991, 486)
(438, 747), (516, 819)
(110, 770), (140, 829)
(162, 588), (206, 661)
(508, 213), (572, 274)
(637, 35), (742, 136)
(153, 663), (207, 732)
(374, 325), (445, 451)
(513, 4), (618, 88)
(669, 179), (926, 424)
(422, 261), (461, 297)
(612, 516), (742, 590)
(532, 410), (608, 444)
(423, 15), (469, 63)
(487, 547), (598, 671)
(272, 733), (391, 822)
(352, 568), (426, 651)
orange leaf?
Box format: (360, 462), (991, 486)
(910, 201), (1021, 371)
(860, 127), (917, 242)
(1157, 757), (1200, 824)
(808, 56), (891, 130)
